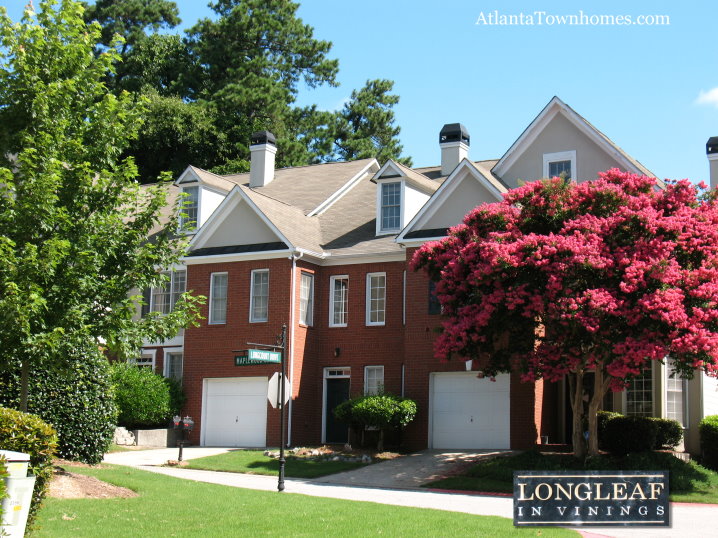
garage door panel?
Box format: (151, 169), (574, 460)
(431, 372), (510, 449)
(204, 377), (268, 447)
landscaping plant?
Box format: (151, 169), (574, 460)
(0, 407), (57, 528)
(700, 414), (718, 470)
(413, 170), (718, 458)
(0, 343), (117, 464)
(110, 362), (182, 429)
(334, 394), (417, 451)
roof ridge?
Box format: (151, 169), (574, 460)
(221, 157), (375, 180)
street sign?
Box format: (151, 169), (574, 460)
(267, 372), (291, 408)
(234, 355), (268, 366)
(248, 349), (281, 363)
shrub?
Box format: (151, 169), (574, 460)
(110, 362), (181, 428)
(0, 344), (117, 464)
(334, 394), (417, 451)
(0, 455), (7, 526)
(0, 407), (57, 528)
(602, 415), (658, 455)
(699, 415), (718, 470)
(650, 417), (683, 449)
(597, 411), (622, 449)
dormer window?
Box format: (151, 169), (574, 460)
(380, 182), (401, 232)
(543, 150), (576, 181)
(180, 186), (199, 230)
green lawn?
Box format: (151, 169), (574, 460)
(426, 450), (718, 504)
(31, 465), (577, 537)
(185, 449), (367, 478)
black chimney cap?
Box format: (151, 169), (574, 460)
(439, 123), (470, 146)
(250, 130), (277, 147)
(707, 137), (718, 155)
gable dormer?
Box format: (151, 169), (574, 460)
(175, 166), (234, 232)
(372, 161), (438, 236)
(492, 97), (654, 188)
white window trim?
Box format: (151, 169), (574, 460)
(664, 358), (688, 427)
(322, 367), (351, 444)
(135, 349), (157, 370)
(163, 347), (183, 380)
(179, 184), (201, 233)
(365, 272), (386, 326)
(150, 270), (186, 314)
(329, 275), (349, 328)
(543, 150), (576, 180)
(208, 272), (228, 325)
(364, 365), (385, 395)
(299, 271), (314, 327)
(376, 180), (404, 235)
(249, 269), (270, 323)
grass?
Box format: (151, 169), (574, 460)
(105, 444), (134, 453)
(426, 450), (718, 504)
(31, 465), (578, 537)
(185, 449), (368, 478)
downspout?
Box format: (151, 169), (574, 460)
(287, 249), (303, 446)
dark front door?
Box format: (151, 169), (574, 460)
(325, 378), (350, 443)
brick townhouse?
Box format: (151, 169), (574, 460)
(140, 97), (718, 453)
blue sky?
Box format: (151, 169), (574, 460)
(5, 1), (718, 183)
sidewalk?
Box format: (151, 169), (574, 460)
(103, 447), (718, 538)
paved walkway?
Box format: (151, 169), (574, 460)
(103, 447), (718, 538)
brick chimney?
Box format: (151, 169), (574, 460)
(249, 130), (277, 188)
(707, 137), (718, 190)
(439, 123), (470, 176)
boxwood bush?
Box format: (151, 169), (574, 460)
(602, 415), (659, 455)
(0, 407), (57, 528)
(650, 417), (683, 449)
(0, 345), (117, 464)
(334, 394), (417, 451)
(110, 362), (182, 429)
(699, 415), (718, 470)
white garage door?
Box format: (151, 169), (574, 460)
(430, 372), (510, 449)
(203, 377), (268, 447)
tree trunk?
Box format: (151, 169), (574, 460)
(587, 366), (612, 457)
(20, 358), (29, 412)
(377, 429), (384, 452)
(568, 371), (586, 460)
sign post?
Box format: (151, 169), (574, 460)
(244, 324), (288, 492)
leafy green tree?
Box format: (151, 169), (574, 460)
(335, 79), (412, 166)
(84, 0), (181, 91)
(0, 0), (202, 411)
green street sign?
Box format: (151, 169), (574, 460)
(248, 349), (281, 363)
(234, 355), (267, 366)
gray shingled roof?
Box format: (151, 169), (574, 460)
(222, 159), (376, 215)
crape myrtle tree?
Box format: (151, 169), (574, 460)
(0, 0), (203, 411)
(412, 170), (718, 459)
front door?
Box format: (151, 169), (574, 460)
(324, 377), (350, 443)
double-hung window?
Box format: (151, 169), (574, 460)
(250, 269), (269, 322)
(380, 182), (401, 232)
(150, 270), (186, 315)
(625, 369), (653, 417)
(665, 358), (687, 427)
(180, 186), (199, 230)
(329, 276), (349, 327)
(164, 352), (183, 382)
(209, 272), (228, 324)
(299, 272), (314, 326)
(364, 366), (384, 395)
(366, 272), (386, 326)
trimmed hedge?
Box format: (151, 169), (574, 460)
(699, 415), (718, 470)
(0, 455), (7, 527)
(110, 362), (182, 429)
(602, 415), (659, 455)
(334, 394), (417, 450)
(598, 412), (683, 454)
(0, 344), (117, 464)
(0, 407), (57, 529)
